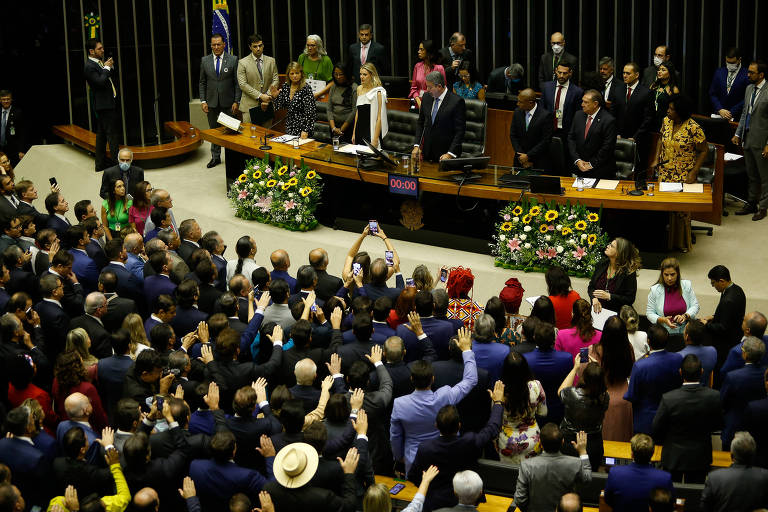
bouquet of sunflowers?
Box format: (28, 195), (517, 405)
(491, 198), (609, 277)
(228, 153), (323, 231)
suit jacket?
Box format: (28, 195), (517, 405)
(0, 105), (28, 159)
(237, 53), (279, 114)
(279, 333), (343, 387)
(709, 65), (750, 119)
(84, 58), (116, 111)
(207, 348), (282, 413)
(604, 462), (674, 512)
(396, 317), (454, 361)
(432, 358), (491, 434)
(0, 437), (51, 507)
(97, 354), (134, 413)
(705, 283), (746, 358)
(314, 269), (343, 302)
(34, 299), (70, 358)
(69, 249), (101, 293)
(541, 80), (584, 135)
(144, 274), (177, 308)
(736, 81), (768, 149)
(537, 50), (578, 88)
(104, 262), (143, 303)
(438, 47), (475, 86)
(509, 104), (554, 169)
(171, 305), (208, 337)
(7, 267), (35, 298)
(17, 200), (49, 229)
(198, 283), (223, 314)
(190, 456), (272, 510)
(270, 270), (297, 294)
(52, 456), (113, 500)
(745, 397), (768, 468)
(652, 383), (723, 471)
(514, 451), (591, 512)
(624, 350), (683, 434)
(216, 407), (281, 469)
(523, 348), (573, 425)
(587, 259), (638, 313)
(69, 314), (112, 358)
(198, 52), (241, 108)
(720, 363), (767, 448)
(701, 464), (768, 512)
(46, 214), (72, 239)
(568, 107), (617, 179)
(608, 82), (654, 140)
(362, 276), (405, 303)
(212, 254), (227, 291)
(719, 335), (768, 377)
(86, 239), (107, 270)
(414, 89), (466, 162)
(0, 196), (18, 223)
(264, 473), (357, 512)
(150, 428), (210, 461)
(337, 339), (376, 374)
(99, 164), (145, 199)
(177, 240), (201, 266)
(348, 41), (388, 80)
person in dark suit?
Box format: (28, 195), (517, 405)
(541, 62), (583, 142)
(99, 149), (145, 200)
(709, 47), (751, 121)
(568, 89), (617, 179)
(409, 384), (504, 511)
(396, 291), (454, 360)
(652, 354), (723, 482)
(0, 175), (19, 223)
(624, 325), (683, 434)
(438, 32), (475, 88)
(701, 431), (768, 511)
(537, 32), (578, 90)
(84, 38), (119, 172)
(703, 265), (747, 376)
(227, 274), (252, 324)
(201, 230), (228, 292)
(609, 62), (654, 166)
(745, 369), (768, 468)
(101, 238), (143, 305)
(196, 259), (223, 315)
(81, 217), (107, 270)
(176, 219), (202, 265)
(43, 250), (85, 318)
(96, 330), (133, 416)
(170, 279), (208, 338)
(67, 225), (100, 293)
(309, 248), (343, 302)
(44, 191), (72, 239)
(97, 270), (137, 332)
(144, 251), (178, 308)
(521, 319), (572, 424)
(719, 311), (768, 377)
(641, 45), (677, 87)
(599, 57), (618, 103)
(279, 315), (342, 387)
(369, 336), (414, 400)
(347, 24), (388, 82)
(0, 407), (52, 508)
(148, 397), (210, 461)
(720, 336), (767, 450)
(52, 425), (113, 499)
(362, 258), (405, 303)
(216, 292), (247, 335)
(0, 90), (28, 167)
(509, 88), (554, 170)
(68, 292), (112, 359)
(198, 33), (241, 168)
(411, 70), (466, 163)
(15, 179), (51, 228)
(34, 273), (71, 358)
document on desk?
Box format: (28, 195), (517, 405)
(682, 183), (704, 193)
(591, 307), (616, 330)
(572, 178), (597, 188)
(338, 144), (374, 155)
(595, 179), (619, 190)
(659, 182), (684, 192)
(270, 134), (298, 143)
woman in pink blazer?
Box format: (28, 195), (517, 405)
(408, 40), (447, 108)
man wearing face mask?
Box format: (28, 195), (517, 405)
(709, 47), (750, 121)
(537, 32), (577, 90)
(641, 45), (679, 87)
(99, 148), (144, 200)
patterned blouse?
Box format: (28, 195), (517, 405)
(447, 297), (483, 330)
(453, 80), (483, 99)
(658, 117), (706, 182)
(273, 82), (317, 136)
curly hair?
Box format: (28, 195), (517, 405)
(446, 267), (474, 299)
(54, 350), (88, 391)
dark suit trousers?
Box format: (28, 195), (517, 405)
(206, 107), (227, 158)
(95, 108), (119, 172)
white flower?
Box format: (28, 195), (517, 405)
(288, 193), (294, 198)
(524, 243), (531, 249)
(259, 181), (265, 186)
(581, 233), (587, 240)
(523, 225), (532, 232)
(544, 235), (551, 242)
(499, 234), (506, 241)
(557, 246), (564, 253)
(513, 217), (519, 222)
(569, 239), (577, 245)
(520, 234), (527, 241)
(556, 224), (562, 231)
(568, 215), (576, 220)
(295, 214), (302, 221)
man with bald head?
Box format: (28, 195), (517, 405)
(124, 232), (147, 282)
(56, 392), (105, 464)
(133, 487), (160, 512)
(538, 31), (578, 89)
(438, 32), (475, 88)
(143, 189), (177, 235)
(509, 88), (554, 170)
(68, 291), (112, 358)
(568, 89), (617, 179)
(270, 249), (296, 294)
(721, 311), (768, 377)
(556, 492), (582, 512)
(309, 247), (342, 302)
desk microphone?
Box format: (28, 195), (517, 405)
(629, 159), (667, 196)
(414, 116), (428, 173)
(256, 115), (285, 151)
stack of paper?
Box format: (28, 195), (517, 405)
(338, 144), (374, 155)
(595, 179), (619, 190)
(591, 307), (616, 330)
(659, 182), (683, 192)
(682, 183), (703, 193)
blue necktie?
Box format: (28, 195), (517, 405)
(525, 111), (532, 130)
(431, 97), (441, 124)
(0, 111), (6, 146)
(215, 56), (221, 77)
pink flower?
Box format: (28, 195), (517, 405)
(547, 224), (555, 231)
(255, 196), (271, 212)
(289, 171), (296, 177)
(547, 247), (557, 259)
(536, 249), (547, 259)
(507, 239), (521, 252)
(283, 200), (296, 210)
(503, 214), (511, 221)
(572, 246), (587, 260)
(237, 190), (247, 199)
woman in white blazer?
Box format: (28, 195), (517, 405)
(646, 258), (699, 341)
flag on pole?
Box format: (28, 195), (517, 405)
(212, 0), (232, 53)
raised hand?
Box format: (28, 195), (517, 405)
(365, 344), (383, 365)
(178, 476), (196, 499)
(489, 380), (505, 403)
(203, 381), (220, 410)
(337, 447), (360, 474)
(257, 290), (271, 311)
(256, 434), (276, 458)
(252, 377), (268, 403)
(326, 353), (341, 375)
(267, 324), (283, 344)
(350, 388), (364, 410)
(457, 327), (472, 351)
(405, 311), (424, 336)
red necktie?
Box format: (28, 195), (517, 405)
(584, 115), (593, 138)
(626, 86), (632, 103)
(554, 85), (563, 128)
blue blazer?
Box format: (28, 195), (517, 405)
(720, 335), (768, 377)
(86, 239), (107, 269)
(472, 340), (511, 383)
(212, 254), (227, 291)
(104, 262), (144, 301)
(678, 344), (718, 385)
(189, 410), (216, 435)
(624, 350), (683, 434)
(144, 316), (162, 339)
(171, 306), (208, 338)
(720, 363), (768, 449)
(34, 299), (70, 357)
(270, 270), (297, 294)
(604, 462), (674, 512)
(143, 274), (177, 308)
(523, 347), (574, 425)
(46, 215), (71, 239)
(56, 420), (101, 464)
(69, 249), (101, 293)
(0, 437), (50, 506)
(708, 65), (750, 118)
(646, 280), (700, 335)
(189, 457), (273, 509)
(541, 80), (584, 134)
(396, 317), (455, 361)
(125, 253), (145, 282)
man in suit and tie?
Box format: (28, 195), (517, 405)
(67, 225), (101, 293)
(0, 174), (19, 222)
(99, 148), (144, 199)
(84, 39), (119, 172)
(199, 33), (241, 169)
(599, 57), (618, 102)
(237, 34), (279, 127)
(308, 248), (343, 303)
(34, 274), (71, 358)
(609, 62), (654, 170)
(509, 88), (554, 170)
(439, 32), (474, 88)
(96, 333), (134, 415)
(709, 47), (750, 121)
(44, 191), (72, 239)
(176, 219), (202, 265)
(348, 24), (388, 83)
(81, 217), (107, 270)
(537, 32), (578, 90)
(652, 354), (723, 482)
(732, 60), (768, 220)
(143, 250), (178, 308)
(701, 431), (768, 511)
(542, 62), (584, 141)
(568, 89), (617, 179)
(201, 231), (227, 292)
(0, 91), (27, 167)
(411, 71), (466, 163)
(0, 406), (51, 509)
(68, 292), (112, 359)
(702, 265), (747, 375)
(15, 179), (51, 228)
(98, 271), (137, 332)
(719, 311), (768, 377)
(720, 336), (767, 450)
(396, 291), (454, 360)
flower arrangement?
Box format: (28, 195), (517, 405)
(491, 198), (609, 277)
(228, 153), (323, 231)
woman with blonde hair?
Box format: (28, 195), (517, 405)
(588, 237), (641, 314)
(363, 465), (439, 512)
(65, 327), (98, 376)
(122, 313), (151, 359)
(352, 62), (388, 149)
(269, 61), (316, 139)
(412, 264), (434, 292)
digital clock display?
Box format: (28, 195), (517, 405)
(388, 174), (419, 197)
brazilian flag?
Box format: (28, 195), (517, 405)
(212, 0), (233, 53)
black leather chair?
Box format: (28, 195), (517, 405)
(614, 138), (638, 179)
(381, 110), (419, 154)
(312, 101), (331, 143)
(461, 99), (488, 157)
(692, 142), (718, 239)
(549, 136), (566, 176)
(476, 458), (519, 498)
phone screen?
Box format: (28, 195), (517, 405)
(389, 483), (405, 495)
(579, 347), (589, 363)
(368, 220), (378, 234)
(406, 278), (415, 288)
(385, 251), (394, 266)
(49, 177), (57, 187)
(440, 268), (448, 282)
(352, 263), (362, 276)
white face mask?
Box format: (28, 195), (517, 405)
(653, 56), (664, 67)
(726, 62), (740, 72)
(551, 44), (564, 55)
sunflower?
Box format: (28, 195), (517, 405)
(237, 174), (247, 183)
(529, 206), (542, 216)
(277, 165), (288, 176)
(266, 179), (277, 188)
(522, 215), (532, 224)
(561, 227), (573, 235)
(587, 212), (599, 222)
(300, 187), (313, 197)
(539, 224), (549, 233)
(500, 222), (513, 232)
(512, 206), (523, 216)
(281, 183), (291, 191)
(306, 170), (317, 179)
(287, 177), (298, 186)
(574, 220), (587, 230)
(587, 234), (597, 245)
(544, 210), (558, 221)
(252, 170), (262, 179)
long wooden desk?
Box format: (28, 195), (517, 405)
(201, 125), (714, 214)
(603, 440), (731, 468)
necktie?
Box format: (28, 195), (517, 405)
(525, 111), (532, 130)
(98, 61), (117, 97)
(257, 58), (263, 79)
(215, 56), (221, 77)
(122, 171), (129, 190)
(361, 44), (367, 65)
(584, 115), (593, 138)
(746, 85), (759, 131)
(0, 111), (6, 146)
(431, 97), (441, 124)
(726, 71), (735, 94)
(554, 85), (563, 128)
(8, 195), (18, 208)
(626, 85), (633, 103)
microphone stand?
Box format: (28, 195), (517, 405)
(258, 115), (284, 151)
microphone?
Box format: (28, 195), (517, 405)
(413, 107), (428, 173)
(256, 114), (285, 151)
